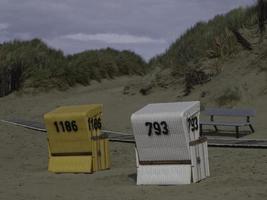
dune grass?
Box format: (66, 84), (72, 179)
(1, 1), (266, 97)
(0, 39), (147, 96)
(149, 4), (260, 75)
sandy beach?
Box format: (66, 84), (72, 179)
(0, 75), (267, 200)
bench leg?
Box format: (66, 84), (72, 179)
(213, 125), (218, 132)
(249, 124), (255, 133)
(235, 126), (239, 138)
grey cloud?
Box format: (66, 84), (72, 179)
(61, 33), (166, 44)
(0, 23), (9, 31)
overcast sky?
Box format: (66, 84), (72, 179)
(0, 0), (255, 60)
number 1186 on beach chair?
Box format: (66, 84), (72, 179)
(44, 104), (110, 173)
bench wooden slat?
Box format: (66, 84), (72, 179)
(203, 108), (256, 117)
(200, 121), (250, 126)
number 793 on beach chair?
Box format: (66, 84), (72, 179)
(131, 101), (210, 185)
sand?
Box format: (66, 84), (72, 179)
(0, 75), (267, 200)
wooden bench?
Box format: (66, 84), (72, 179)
(200, 108), (256, 138)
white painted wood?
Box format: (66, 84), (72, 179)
(203, 141), (210, 177)
(137, 164), (192, 185)
(132, 101), (209, 185)
(131, 102), (200, 162)
(190, 145), (197, 183)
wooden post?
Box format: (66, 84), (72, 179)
(211, 115), (218, 132)
(235, 126), (239, 138)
